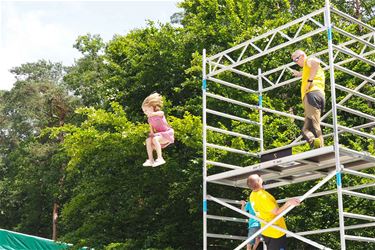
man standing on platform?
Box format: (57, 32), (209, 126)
(247, 174), (300, 250)
(292, 50), (325, 149)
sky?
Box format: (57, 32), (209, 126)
(0, 0), (181, 90)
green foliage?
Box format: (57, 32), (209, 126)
(104, 22), (196, 121)
(0, 61), (79, 238)
(46, 103), (203, 249)
(64, 34), (108, 107)
(0, 139), (66, 237)
(10, 60), (65, 83)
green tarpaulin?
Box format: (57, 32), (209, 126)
(0, 229), (70, 250)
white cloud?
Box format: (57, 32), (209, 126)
(0, 1), (180, 91)
(0, 2), (81, 90)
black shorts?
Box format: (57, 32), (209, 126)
(263, 234), (287, 250)
(306, 90), (325, 113)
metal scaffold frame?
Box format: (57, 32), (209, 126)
(202, 0), (375, 249)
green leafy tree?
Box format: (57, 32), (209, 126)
(0, 60), (80, 240)
(64, 34), (108, 107)
(46, 102), (203, 249)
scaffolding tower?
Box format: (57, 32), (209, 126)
(202, 1), (375, 249)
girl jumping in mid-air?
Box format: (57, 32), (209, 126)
(142, 93), (174, 167)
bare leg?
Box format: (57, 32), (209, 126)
(247, 243), (251, 250)
(152, 136), (169, 160)
(146, 137), (154, 162)
(252, 237), (260, 250)
(152, 136), (163, 160)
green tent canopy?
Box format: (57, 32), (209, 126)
(0, 229), (70, 250)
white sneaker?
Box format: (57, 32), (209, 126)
(143, 160), (154, 167)
(152, 158), (166, 167)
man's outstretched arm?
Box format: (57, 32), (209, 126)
(272, 198), (301, 216)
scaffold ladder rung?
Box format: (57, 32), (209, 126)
(206, 196), (241, 205)
(206, 214), (247, 223)
(206, 109), (259, 125)
(336, 104), (375, 121)
(206, 125), (261, 142)
(207, 60), (257, 79)
(337, 124), (375, 140)
(295, 222), (375, 236)
(343, 212), (375, 222)
(335, 84), (375, 103)
(342, 190), (375, 201)
(207, 233), (247, 241)
(262, 77), (300, 92)
(206, 160), (242, 170)
(207, 77), (258, 93)
(206, 143), (258, 157)
(343, 169), (375, 181)
(334, 64), (375, 85)
(206, 92), (258, 110)
(333, 26), (375, 50)
(332, 44), (375, 67)
(344, 235), (375, 243)
(331, 8), (375, 32)
(278, 183), (375, 203)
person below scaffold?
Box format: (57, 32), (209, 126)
(292, 50), (325, 149)
(247, 174), (301, 250)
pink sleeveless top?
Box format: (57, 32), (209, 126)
(148, 115), (174, 147)
(148, 115), (170, 132)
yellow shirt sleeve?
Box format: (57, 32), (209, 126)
(251, 191), (277, 213)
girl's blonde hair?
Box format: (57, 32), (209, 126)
(142, 93), (163, 111)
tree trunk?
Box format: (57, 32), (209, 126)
(51, 101), (68, 241)
(354, 0), (361, 19)
(52, 203), (58, 241)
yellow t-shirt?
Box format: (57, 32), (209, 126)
(250, 189), (287, 238)
(301, 58), (325, 101)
